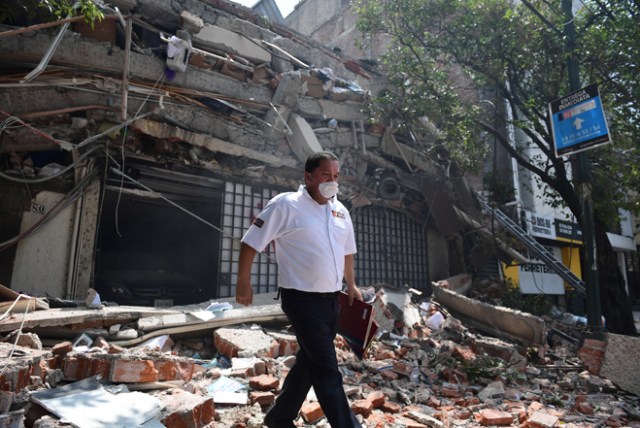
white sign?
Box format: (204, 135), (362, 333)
(519, 247), (565, 295)
(525, 211), (555, 240)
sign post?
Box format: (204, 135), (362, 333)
(556, 0), (605, 331)
(549, 83), (611, 157)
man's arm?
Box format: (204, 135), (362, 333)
(344, 254), (362, 305)
(236, 242), (257, 306)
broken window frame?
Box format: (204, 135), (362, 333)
(219, 181), (280, 298)
(352, 206), (429, 291)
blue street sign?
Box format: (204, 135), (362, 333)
(549, 83), (611, 157)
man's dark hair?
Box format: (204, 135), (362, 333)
(305, 151), (339, 173)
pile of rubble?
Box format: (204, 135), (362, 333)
(0, 284), (639, 428)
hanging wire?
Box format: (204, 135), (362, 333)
(0, 167), (99, 252)
(0, 116), (34, 201)
(108, 166), (277, 264)
(0, 145), (104, 184)
(1, 294), (34, 358)
(110, 70), (166, 238)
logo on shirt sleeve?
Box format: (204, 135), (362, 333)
(253, 218), (264, 228)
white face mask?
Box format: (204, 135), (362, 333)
(318, 181), (339, 199)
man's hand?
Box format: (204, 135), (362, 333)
(346, 284), (362, 306)
(344, 254), (361, 305)
(236, 277), (253, 306)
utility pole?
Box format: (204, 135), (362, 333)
(561, 0), (603, 331)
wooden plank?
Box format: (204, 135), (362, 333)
(111, 304), (286, 347)
(0, 306), (176, 333)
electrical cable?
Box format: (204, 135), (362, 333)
(8, 296), (32, 358)
(111, 70), (165, 238)
(0, 167), (99, 252)
(109, 167), (232, 239)
(108, 166), (276, 264)
(0, 145), (104, 184)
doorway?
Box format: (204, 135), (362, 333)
(94, 162), (223, 306)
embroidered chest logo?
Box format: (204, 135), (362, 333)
(332, 210), (345, 219)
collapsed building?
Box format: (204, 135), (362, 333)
(0, 3), (640, 427)
(0, 0), (491, 309)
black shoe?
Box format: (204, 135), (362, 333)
(263, 414), (296, 428)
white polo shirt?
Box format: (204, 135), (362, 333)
(241, 185), (357, 293)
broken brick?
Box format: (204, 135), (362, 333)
(527, 410), (559, 428)
(452, 345), (476, 362)
(248, 374), (279, 391)
(441, 382), (462, 398)
(249, 391), (275, 407)
(366, 390), (385, 408)
(152, 389), (215, 428)
(477, 408), (513, 426)
(214, 328), (279, 360)
(111, 359), (157, 383)
(269, 332), (298, 357)
(155, 360), (195, 382)
(62, 355), (111, 381)
(351, 399), (374, 418)
(300, 402), (324, 424)
(380, 401), (402, 413)
(51, 341), (73, 356)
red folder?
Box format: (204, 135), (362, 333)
(337, 292), (378, 359)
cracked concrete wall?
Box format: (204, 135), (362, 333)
(0, 0), (461, 299)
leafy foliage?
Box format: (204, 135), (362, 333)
(355, 0), (639, 334)
(355, 0), (639, 217)
(458, 355), (507, 382)
(1, 0), (103, 27)
(501, 283), (553, 317)
(41, 0), (104, 24)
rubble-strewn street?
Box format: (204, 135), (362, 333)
(0, 0), (639, 426)
(1, 282), (638, 427)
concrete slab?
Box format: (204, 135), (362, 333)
(432, 285), (546, 346)
(134, 119), (298, 168)
(193, 25), (271, 64)
(0, 32), (274, 106)
(0, 305), (178, 334)
(31, 377), (163, 428)
(600, 333), (640, 396)
(286, 114), (323, 162)
(214, 327), (278, 359)
(11, 192), (74, 299)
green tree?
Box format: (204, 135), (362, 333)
(1, 0), (103, 27)
(355, 0), (638, 335)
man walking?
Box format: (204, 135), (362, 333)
(236, 151), (363, 428)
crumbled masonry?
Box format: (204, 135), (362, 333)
(0, 285), (638, 427)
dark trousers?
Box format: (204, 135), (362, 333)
(265, 288), (361, 428)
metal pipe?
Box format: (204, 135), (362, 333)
(122, 16), (132, 121)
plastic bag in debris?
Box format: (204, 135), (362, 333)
(166, 30), (192, 73)
(425, 311), (445, 330)
(205, 301), (233, 312)
(314, 67), (334, 82)
(359, 286), (376, 304)
(201, 354), (231, 369)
